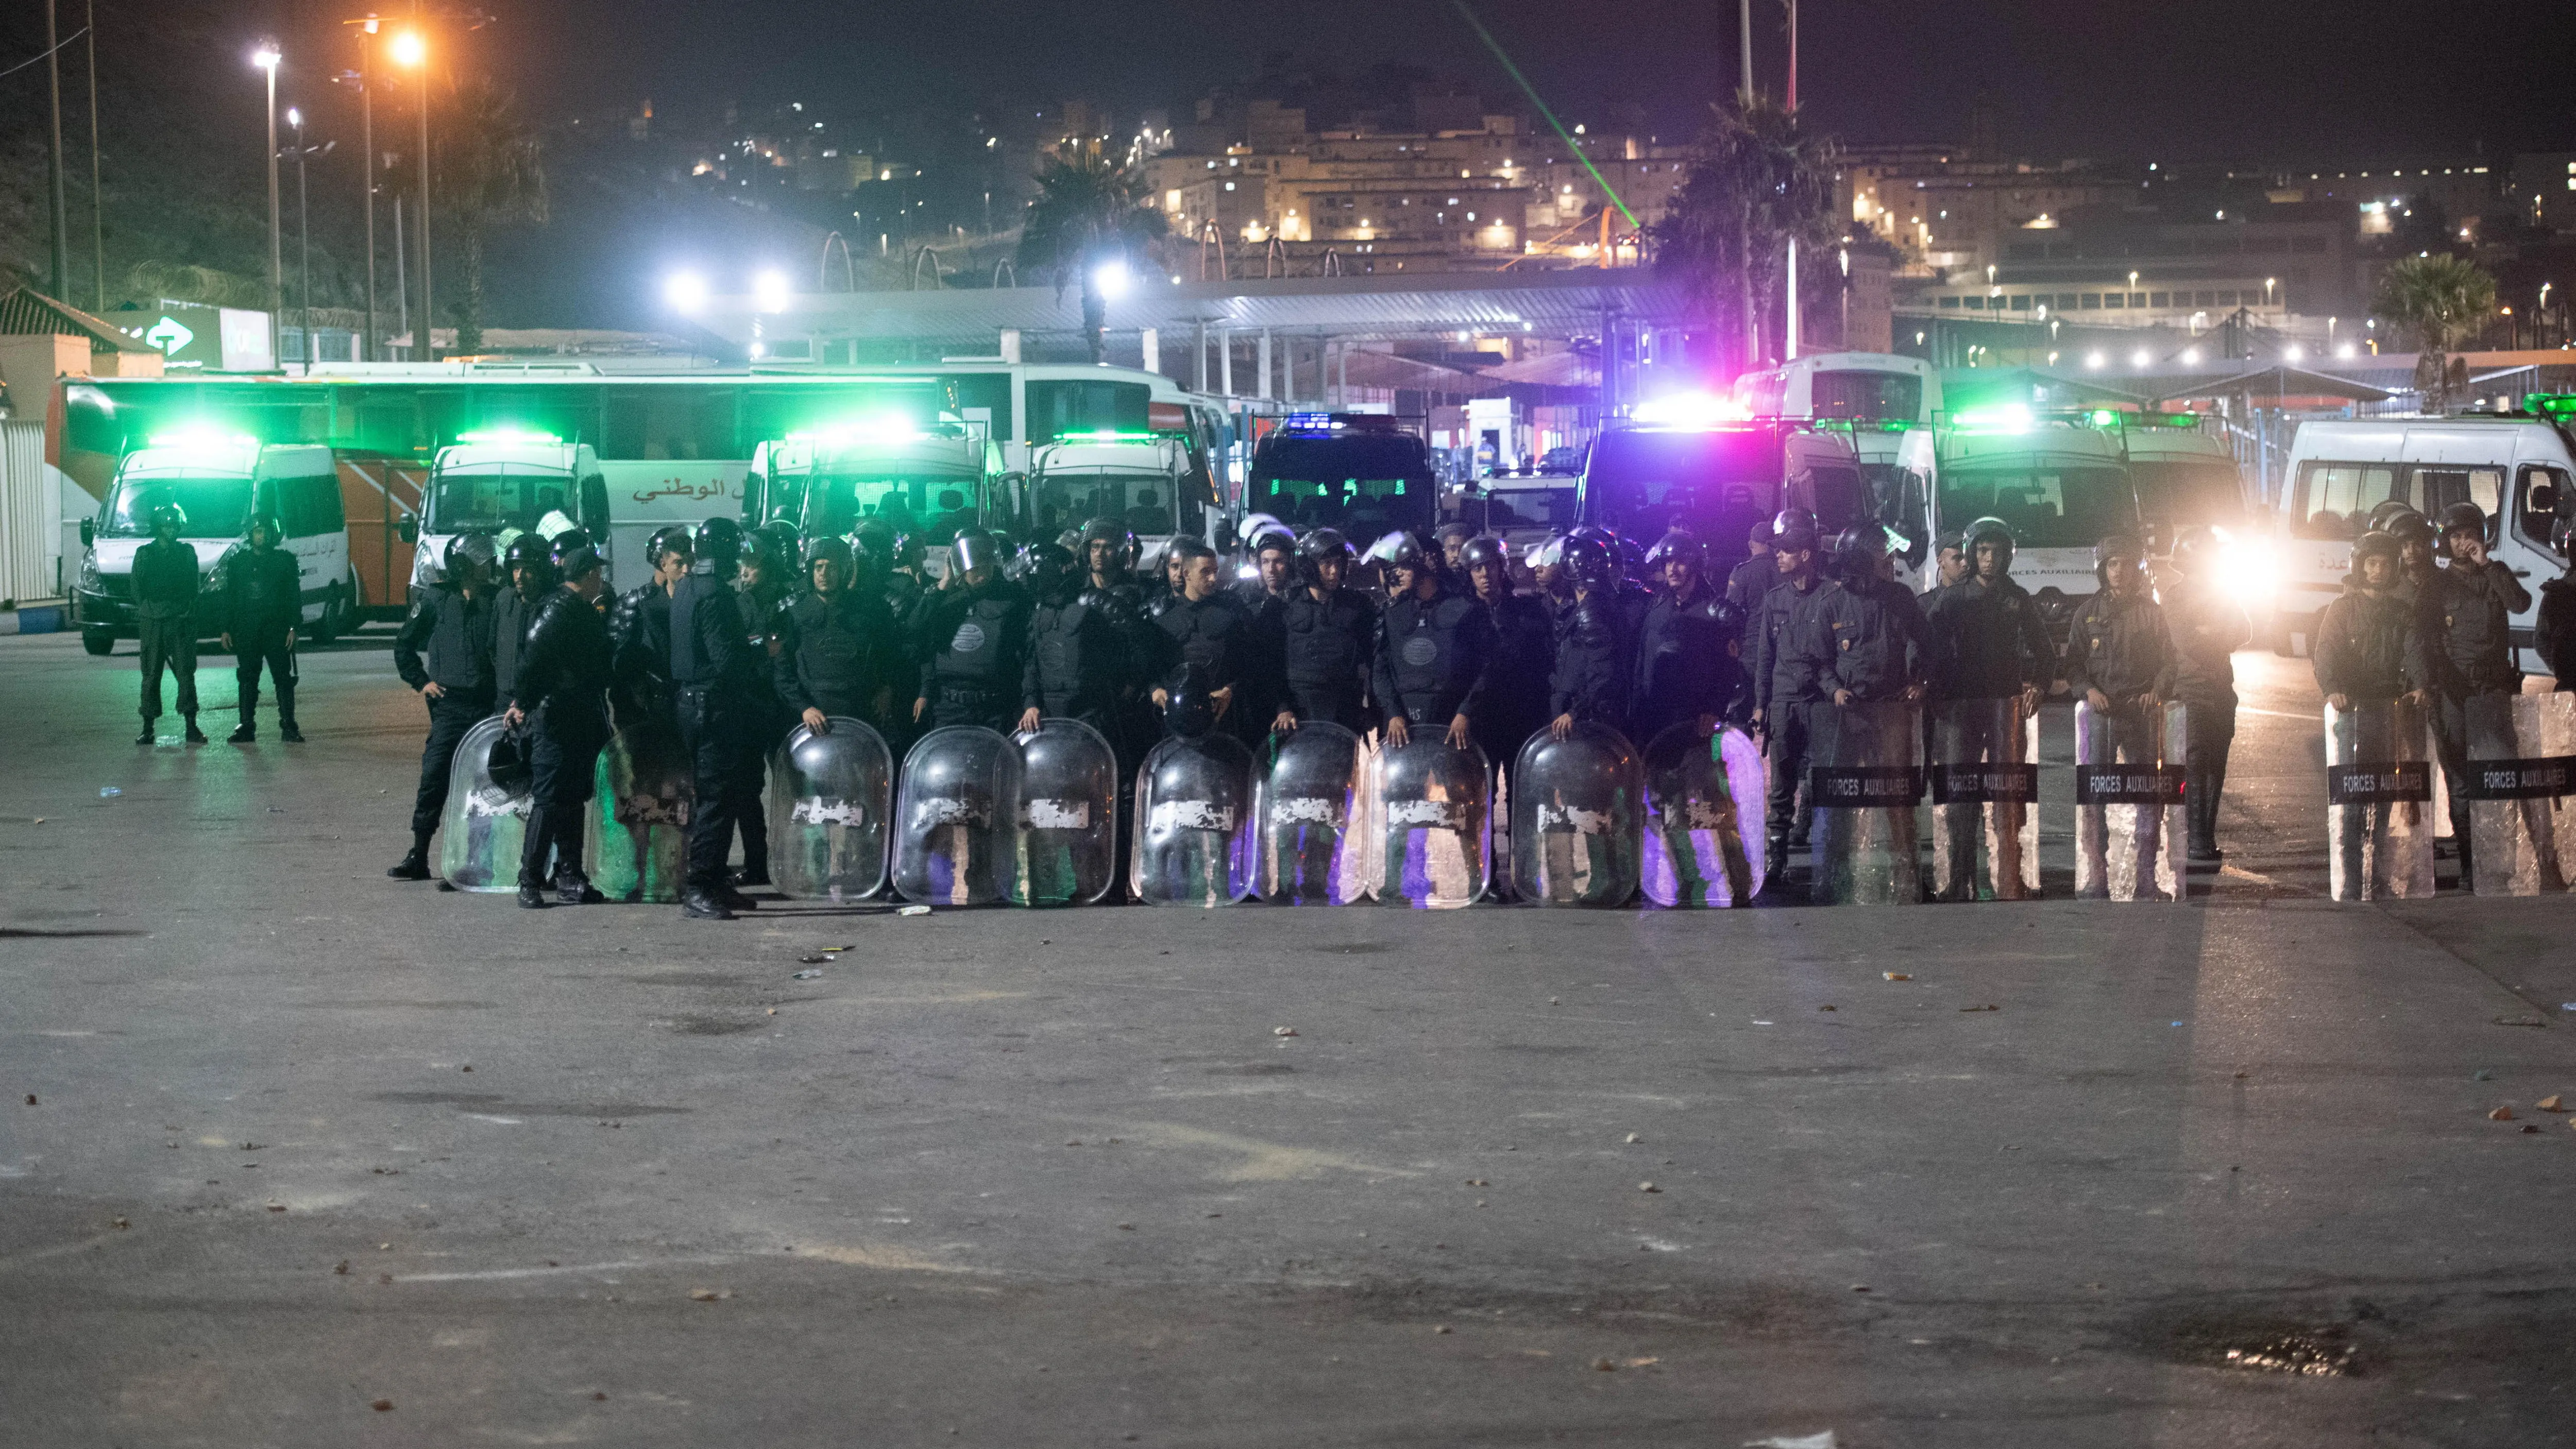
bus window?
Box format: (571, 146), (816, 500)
(100, 476), (254, 538)
(1812, 370), (1922, 423)
(2292, 462), (2398, 539)
(1031, 472), (1179, 537)
(2129, 459), (2246, 528)
(1026, 380), (1150, 441)
(1937, 465), (2137, 549)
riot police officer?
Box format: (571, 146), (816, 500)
(1750, 515), (1825, 864)
(1148, 537), (1267, 740)
(2314, 530), (2429, 715)
(503, 541), (615, 909)
(909, 529), (1033, 732)
(1461, 534), (1547, 762)
(777, 535), (901, 734)
(609, 525), (691, 730)
(1018, 540), (1141, 746)
(493, 534), (556, 705)
(1271, 527), (1380, 735)
(1548, 534), (1633, 740)
(389, 532), (500, 881)
(2425, 501), (2531, 884)
(1369, 531), (1493, 750)
(1921, 516), (2053, 709)
(731, 530), (796, 888)
(130, 502), (205, 744)
(1233, 527), (1297, 732)
(1777, 525), (1927, 719)
(2062, 533), (2178, 765)
(665, 517), (762, 920)
(221, 512), (304, 743)
(1632, 529), (1749, 743)
(1723, 516), (1780, 617)
(2163, 526), (2250, 863)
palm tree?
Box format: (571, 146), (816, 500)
(1650, 93), (1838, 371)
(2375, 253), (2496, 413)
(436, 81), (549, 354)
(1015, 151), (1168, 364)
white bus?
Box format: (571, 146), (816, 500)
(1734, 352), (1942, 575)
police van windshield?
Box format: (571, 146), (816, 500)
(804, 473), (979, 539)
(427, 469), (575, 535)
(1585, 429), (1785, 541)
(1938, 466), (2139, 550)
(2129, 459), (2245, 527)
(1032, 472), (1177, 539)
(103, 476), (253, 537)
(1478, 483), (1578, 531)
(1251, 435), (1432, 534)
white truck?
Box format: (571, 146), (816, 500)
(1928, 409), (2139, 635)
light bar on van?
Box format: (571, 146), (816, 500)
(147, 427), (260, 451)
(2526, 393), (2576, 421)
(1948, 403), (2032, 433)
(1281, 412), (1341, 432)
(1074, 430), (1161, 443)
(1631, 391), (1750, 427)
(456, 427), (562, 444)
(789, 416), (928, 447)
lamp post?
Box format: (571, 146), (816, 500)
(252, 40), (282, 367)
(389, 26), (430, 359)
(347, 15), (381, 361)
(290, 108), (309, 369)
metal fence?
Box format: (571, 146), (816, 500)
(0, 420), (57, 607)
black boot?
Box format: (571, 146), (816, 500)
(388, 831), (435, 880)
(553, 819), (604, 904)
(230, 688), (257, 743)
(682, 886), (735, 920)
(136, 718), (157, 745)
(518, 806), (556, 906)
(278, 716), (305, 744)
(182, 713), (207, 744)
(517, 878), (550, 908)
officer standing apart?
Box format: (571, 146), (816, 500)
(2422, 502), (2531, 885)
(1271, 528), (1381, 736)
(1546, 534), (1632, 740)
(389, 533), (499, 880)
(665, 518), (762, 921)
(777, 536), (900, 736)
(909, 530), (1033, 732)
(1370, 532), (1493, 750)
(2061, 534), (2178, 764)
(503, 542), (614, 909)
(221, 512), (304, 743)
(2162, 527), (2250, 863)
(1233, 528), (1297, 734)
(1460, 534), (1548, 763)
(1750, 515), (1827, 869)
(130, 503), (206, 744)
(1631, 529), (1749, 743)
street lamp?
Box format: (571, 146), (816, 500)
(389, 29), (430, 358)
(2264, 277), (2277, 307)
(251, 40), (281, 366)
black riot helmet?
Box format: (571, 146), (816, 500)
(1297, 526), (1355, 584)
(1079, 515), (1138, 573)
(757, 519), (801, 568)
(444, 531), (499, 582)
(2364, 499), (2422, 535)
(1831, 523), (1889, 584)
(2384, 508), (2435, 553)
(1456, 534), (1511, 579)
(647, 524), (694, 570)
(148, 502), (187, 537)
(1163, 688), (1217, 740)
(690, 517), (742, 576)
(1643, 529), (1703, 571)
(1365, 529), (1429, 574)
(547, 528), (594, 569)
(2438, 501), (2489, 543)
(1020, 540), (1077, 599)
(503, 532), (557, 591)
(803, 534), (855, 586)
(245, 512), (284, 548)
(1614, 533), (1649, 582)
(952, 528), (1004, 577)
(1963, 515), (2016, 572)
(1769, 508), (1818, 555)
(2351, 529), (2402, 578)
(2093, 532), (2145, 584)
(1561, 533), (1618, 590)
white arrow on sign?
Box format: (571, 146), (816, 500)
(143, 317), (195, 354)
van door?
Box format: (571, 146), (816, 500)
(284, 470), (349, 623)
(2509, 452), (2573, 674)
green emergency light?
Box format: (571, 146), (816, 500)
(457, 428), (562, 445)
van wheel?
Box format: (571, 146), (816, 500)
(80, 625), (115, 657)
(308, 584), (347, 644)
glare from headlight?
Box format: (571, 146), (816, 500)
(2216, 531), (2279, 603)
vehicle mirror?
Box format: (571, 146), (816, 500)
(79, 517), (95, 547)
(398, 513), (418, 543)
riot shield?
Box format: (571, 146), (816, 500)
(1132, 734), (1257, 906)
(1508, 723), (1642, 908)
(1928, 697), (2039, 902)
(893, 726), (1022, 907)
(2324, 698), (2436, 901)
(2463, 692), (2576, 895)
(1807, 700), (1924, 906)
(1366, 736), (1492, 909)
(1255, 722), (1368, 904)
(1488, 754), (1516, 901)
(2074, 700), (2189, 902)
(1640, 723), (1767, 909)
(767, 718), (893, 902)
(586, 720), (692, 903)
(436, 714), (529, 892)
(1012, 718), (1119, 907)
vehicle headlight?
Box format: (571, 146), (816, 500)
(2218, 535), (2279, 603)
(78, 553), (99, 590)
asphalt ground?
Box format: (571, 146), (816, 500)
(3, 626), (2572, 1448)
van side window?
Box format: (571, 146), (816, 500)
(2412, 466), (2502, 522)
(2518, 464), (2572, 555)
(2293, 462), (2396, 539)
(305, 473), (345, 532)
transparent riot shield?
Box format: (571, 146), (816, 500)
(893, 726), (1023, 907)
(1640, 723), (1767, 909)
(2325, 697), (2435, 901)
(1012, 718), (1119, 907)
(1132, 734), (1257, 906)
(437, 714), (529, 893)
(1509, 723), (1643, 908)
(1488, 753), (1516, 901)
(2073, 700), (2189, 901)
(767, 718), (892, 902)
(2463, 692), (2576, 896)
(1808, 700), (1924, 906)
(586, 720), (692, 903)
(1928, 696), (2040, 902)
(1366, 736), (1492, 909)
(1255, 722), (1367, 904)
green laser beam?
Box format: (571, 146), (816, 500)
(1451, 0), (1639, 230)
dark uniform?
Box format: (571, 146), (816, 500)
(1771, 571), (1924, 859)
(1548, 587), (1632, 735)
(910, 575), (1035, 731)
(509, 580), (614, 900)
(731, 574), (794, 884)
(1277, 586), (1380, 734)
(1151, 588), (1270, 742)
(493, 583), (541, 702)
(2062, 586), (2179, 766)
(223, 534), (303, 741)
(666, 569), (759, 902)
(2421, 553), (2530, 876)
(1724, 553), (1778, 619)
(1022, 573), (1144, 748)
(393, 582), (497, 853)
(2162, 549), (2250, 859)
(130, 535), (201, 736)
(1632, 579), (1748, 742)
(2537, 568), (2576, 688)
(1752, 568), (1829, 853)
(1373, 581), (1494, 735)
(1472, 588), (1552, 765)
(777, 585), (901, 729)
(2313, 578), (2427, 707)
